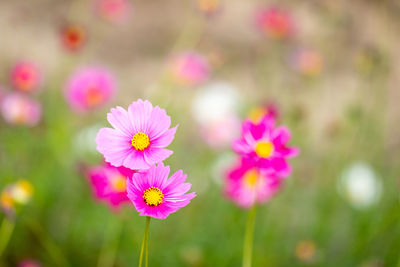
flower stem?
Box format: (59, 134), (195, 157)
(0, 217), (15, 258)
(138, 216), (151, 267)
(242, 205), (257, 267)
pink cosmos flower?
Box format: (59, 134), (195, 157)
(95, 0), (132, 24)
(96, 99), (178, 170)
(289, 48), (323, 76)
(87, 163), (135, 209)
(225, 159), (281, 208)
(168, 52), (210, 86)
(255, 7), (294, 40)
(0, 93), (41, 126)
(232, 115), (299, 177)
(247, 104), (278, 124)
(11, 62), (42, 93)
(65, 67), (116, 112)
(18, 259), (41, 267)
(127, 163), (196, 219)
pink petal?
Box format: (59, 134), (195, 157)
(150, 126), (177, 148)
(107, 106), (134, 136)
(123, 150), (150, 170)
(143, 148), (173, 166)
(127, 99), (153, 133)
(147, 106), (172, 139)
(96, 128), (132, 166)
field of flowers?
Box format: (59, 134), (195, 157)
(1, 0), (400, 266)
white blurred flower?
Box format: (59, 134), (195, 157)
(73, 124), (102, 156)
(192, 81), (240, 125)
(338, 162), (382, 209)
(192, 82), (241, 148)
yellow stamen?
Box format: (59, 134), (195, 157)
(243, 169), (259, 188)
(110, 175), (127, 192)
(131, 132), (150, 151)
(143, 187), (164, 206)
(255, 141), (274, 158)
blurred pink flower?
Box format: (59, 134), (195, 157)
(96, 99), (177, 170)
(61, 24), (86, 52)
(1, 93), (41, 126)
(87, 163), (134, 209)
(18, 259), (41, 267)
(255, 7), (294, 40)
(65, 67), (116, 112)
(195, 0), (221, 15)
(225, 159), (281, 208)
(127, 163), (196, 219)
(11, 62), (42, 93)
(290, 48), (323, 76)
(247, 104), (278, 124)
(232, 115), (299, 177)
(169, 52), (210, 86)
(199, 115), (240, 149)
(95, 0), (132, 24)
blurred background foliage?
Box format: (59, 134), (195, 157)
(0, 0), (400, 266)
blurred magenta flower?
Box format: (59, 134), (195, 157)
(225, 159), (281, 208)
(95, 0), (132, 24)
(87, 163), (134, 209)
(11, 62), (42, 93)
(290, 48), (323, 76)
(65, 67), (116, 112)
(61, 24), (86, 52)
(18, 259), (41, 267)
(199, 115), (239, 149)
(232, 115), (299, 177)
(127, 163), (196, 219)
(255, 7), (294, 40)
(1, 93), (41, 126)
(247, 104), (278, 124)
(168, 52), (210, 86)
(96, 99), (177, 170)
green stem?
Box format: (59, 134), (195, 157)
(242, 205), (257, 267)
(145, 217), (150, 267)
(0, 217), (15, 258)
(138, 217), (151, 267)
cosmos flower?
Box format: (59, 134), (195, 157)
(1, 179), (33, 215)
(338, 162), (381, 209)
(96, 99), (178, 170)
(61, 24), (86, 52)
(127, 163), (196, 219)
(195, 0), (221, 15)
(10, 62), (42, 93)
(289, 48), (323, 76)
(87, 163), (135, 209)
(232, 115), (299, 177)
(168, 52), (210, 86)
(18, 259), (42, 267)
(65, 67), (116, 112)
(255, 7), (294, 40)
(247, 104), (278, 124)
(225, 159), (281, 208)
(0, 93), (42, 126)
(95, 0), (132, 24)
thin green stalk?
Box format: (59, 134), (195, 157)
(242, 205), (257, 267)
(0, 217), (15, 258)
(138, 217), (151, 267)
(145, 217), (151, 267)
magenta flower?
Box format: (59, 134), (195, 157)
(225, 159), (281, 208)
(232, 115), (299, 177)
(96, 99), (178, 170)
(168, 52), (210, 86)
(127, 163), (196, 219)
(87, 163), (135, 209)
(0, 93), (41, 126)
(11, 61), (42, 93)
(255, 7), (294, 40)
(65, 67), (116, 112)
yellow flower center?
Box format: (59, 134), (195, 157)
(131, 132), (150, 151)
(110, 175), (127, 192)
(143, 187), (164, 206)
(243, 169), (259, 188)
(255, 141), (274, 158)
